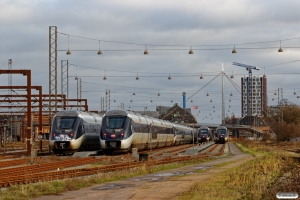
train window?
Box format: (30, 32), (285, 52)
(131, 121), (141, 133)
(76, 120), (84, 139)
(141, 124), (148, 133)
(200, 129), (208, 134)
(131, 125), (135, 133)
(105, 116), (126, 129)
(217, 129), (226, 134)
(56, 116), (77, 130)
(166, 127), (172, 134)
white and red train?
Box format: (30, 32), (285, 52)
(99, 110), (197, 153)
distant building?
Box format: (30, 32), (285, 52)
(241, 75), (267, 117)
(159, 105), (197, 124)
(156, 105), (192, 117)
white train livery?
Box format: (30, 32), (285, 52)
(99, 110), (196, 153)
(49, 110), (102, 154)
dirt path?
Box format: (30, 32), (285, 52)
(34, 143), (254, 200)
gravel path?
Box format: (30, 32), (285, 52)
(34, 142), (253, 200)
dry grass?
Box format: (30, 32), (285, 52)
(0, 155), (213, 200)
(180, 141), (300, 200)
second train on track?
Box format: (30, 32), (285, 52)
(100, 110), (197, 153)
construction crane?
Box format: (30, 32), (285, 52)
(232, 62), (260, 116)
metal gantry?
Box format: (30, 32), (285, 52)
(222, 64), (225, 124)
(0, 70), (32, 155)
(100, 97), (104, 112)
(49, 26), (58, 127)
(75, 77), (82, 110)
(61, 60), (69, 109)
(105, 90), (110, 111)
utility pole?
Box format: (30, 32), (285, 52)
(149, 123), (152, 155)
(30, 115), (34, 164)
(8, 59), (13, 142)
(3, 119), (7, 154)
(277, 88), (283, 141)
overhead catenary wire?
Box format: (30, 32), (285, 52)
(57, 31), (300, 48)
(68, 60), (300, 77)
(180, 71), (223, 106)
(223, 73), (241, 94)
(58, 46), (300, 53)
(81, 80), (241, 95)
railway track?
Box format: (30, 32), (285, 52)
(0, 143), (226, 187)
(140, 144), (193, 156)
(0, 156), (111, 183)
(0, 158), (35, 168)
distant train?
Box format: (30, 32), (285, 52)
(197, 126), (213, 143)
(49, 110), (102, 154)
(99, 110), (196, 153)
(215, 126), (229, 144)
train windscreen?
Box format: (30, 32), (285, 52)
(55, 116), (77, 130)
(217, 129), (227, 135)
(105, 116), (126, 129)
(200, 129), (208, 134)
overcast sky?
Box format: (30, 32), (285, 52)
(1, 0), (300, 124)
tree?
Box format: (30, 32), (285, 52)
(270, 103), (300, 141)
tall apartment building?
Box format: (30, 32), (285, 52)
(241, 75), (267, 117)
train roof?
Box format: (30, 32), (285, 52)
(216, 126), (227, 129)
(104, 110), (194, 129)
(55, 110), (100, 115)
(105, 109), (170, 125)
(54, 110), (102, 120)
(199, 126), (210, 129)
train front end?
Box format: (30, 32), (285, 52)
(100, 110), (133, 153)
(215, 127), (228, 144)
(49, 111), (82, 154)
(198, 128), (210, 143)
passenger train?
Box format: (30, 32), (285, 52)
(49, 110), (102, 154)
(215, 126), (229, 144)
(99, 110), (196, 153)
(197, 126), (213, 143)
